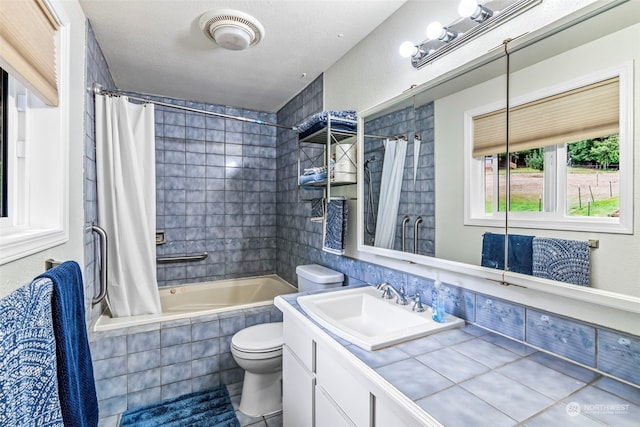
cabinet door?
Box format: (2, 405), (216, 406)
(315, 385), (356, 427)
(315, 343), (370, 426)
(374, 393), (427, 427)
(283, 314), (314, 371)
(283, 346), (314, 427)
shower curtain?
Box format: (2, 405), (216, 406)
(95, 95), (161, 317)
(374, 138), (408, 249)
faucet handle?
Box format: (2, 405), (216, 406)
(396, 284), (409, 306)
(377, 282), (394, 299)
(411, 293), (425, 312)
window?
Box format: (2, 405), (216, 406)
(0, 0), (70, 264)
(465, 64), (632, 233)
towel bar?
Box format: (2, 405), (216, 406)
(157, 252), (209, 264)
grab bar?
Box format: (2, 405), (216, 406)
(401, 215), (410, 252)
(414, 216), (423, 254)
(89, 225), (108, 305)
(157, 252), (209, 264)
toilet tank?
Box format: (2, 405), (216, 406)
(296, 264), (344, 292)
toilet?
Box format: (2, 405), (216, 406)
(231, 264), (343, 417)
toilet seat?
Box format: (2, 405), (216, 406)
(231, 322), (283, 356)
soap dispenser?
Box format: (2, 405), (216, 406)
(431, 277), (446, 323)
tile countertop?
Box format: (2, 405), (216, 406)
(275, 289), (640, 427)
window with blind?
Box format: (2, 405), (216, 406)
(464, 64), (632, 233)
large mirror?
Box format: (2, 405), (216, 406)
(358, 1), (640, 300)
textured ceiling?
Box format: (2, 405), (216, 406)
(80, 0), (407, 112)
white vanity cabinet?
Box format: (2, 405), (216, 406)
(279, 305), (439, 427)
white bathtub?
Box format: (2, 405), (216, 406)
(93, 274), (297, 332)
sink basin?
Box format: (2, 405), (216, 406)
(297, 286), (464, 351)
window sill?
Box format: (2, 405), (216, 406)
(0, 227), (68, 265)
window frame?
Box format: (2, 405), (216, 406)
(464, 62), (633, 234)
(0, 2), (69, 265)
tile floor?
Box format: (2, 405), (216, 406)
(226, 382), (283, 427)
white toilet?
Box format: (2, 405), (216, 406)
(231, 264), (344, 417)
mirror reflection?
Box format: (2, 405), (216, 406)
(359, 2), (639, 298)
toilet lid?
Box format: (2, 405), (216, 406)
(232, 322), (283, 353)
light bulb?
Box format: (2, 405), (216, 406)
(458, 0), (478, 18)
(399, 41), (417, 58)
(426, 21), (444, 40)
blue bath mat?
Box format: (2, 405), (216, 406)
(119, 385), (240, 427)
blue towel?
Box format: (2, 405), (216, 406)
(481, 233), (534, 275)
(299, 172), (327, 186)
(532, 237), (590, 286)
(323, 197), (349, 255)
(0, 278), (64, 427)
(38, 261), (99, 427)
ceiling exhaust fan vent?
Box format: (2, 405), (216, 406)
(199, 9), (265, 51)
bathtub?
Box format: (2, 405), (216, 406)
(93, 274), (297, 332)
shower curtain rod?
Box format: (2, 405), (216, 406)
(92, 83), (297, 131)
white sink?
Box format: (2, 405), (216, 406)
(297, 286), (464, 351)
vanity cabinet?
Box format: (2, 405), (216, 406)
(281, 309), (435, 427)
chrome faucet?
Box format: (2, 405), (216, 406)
(376, 282), (409, 305)
(410, 293), (425, 312)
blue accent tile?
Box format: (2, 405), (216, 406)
(526, 309), (596, 367)
(416, 347), (490, 383)
(444, 285), (475, 321)
(475, 295), (525, 340)
(417, 386), (516, 427)
(451, 338), (520, 369)
(461, 371), (555, 422)
(597, 329), (640, 386)
(376, 358), (453, 400)
(496, 358), (586, 400)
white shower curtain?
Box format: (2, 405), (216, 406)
(374, 138), (408, 249)
(95, 95), (161, 317)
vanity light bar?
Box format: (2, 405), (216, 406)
(410, 0), (542, 69)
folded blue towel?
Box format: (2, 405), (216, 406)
(532, 237), (590, 286)
(38, 261), (99, 427)
(481, 233), (534, 275)
(299, 172), (327, 186)
(0, 278), (63, 426)
(323, 197), (349, 255)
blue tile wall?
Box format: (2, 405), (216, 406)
(84, 21), (116, 328)
(145, 95), (278, 287)
(90, 305), (282, 426)
(475, 294), (526, 340)
(597, 329), (640, 386)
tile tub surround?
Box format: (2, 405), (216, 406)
(278, 292), (640, 427)
(89, 305), (282, 427)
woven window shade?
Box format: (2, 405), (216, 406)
(472, 77), (619, 157)
(0, 0), (59, 106)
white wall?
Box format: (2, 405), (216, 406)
(0, 0), (87, 296)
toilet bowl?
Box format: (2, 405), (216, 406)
(231, 322), (284, 417)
